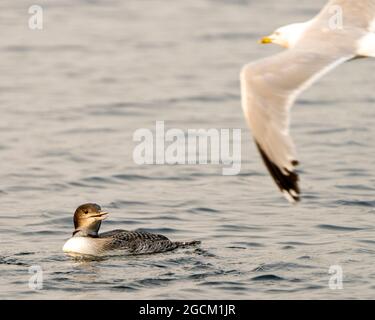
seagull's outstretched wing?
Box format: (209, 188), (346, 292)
(241, 49), (353, 203)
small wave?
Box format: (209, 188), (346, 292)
(14, 252), (35, 256)
(61, 127), (117, 135)
(188, 270), (226, 281)
(279, 241), (332, 246)
(298, 98), (336, 106)
(217, 224), (267, 232)
(34, 216), (72, 226)
(200, 281), (248, 291)
(193, 248), (216, 258)
(21, 230), (66, 236)
(298, 255), (312, 260)
(333, 168), (368, 177)
(335, 200), (375, 207)
(87, 94), (238, 113)
(335, 184), (375, 191)
(306, 127), (348, 135)
(230, 241), (265, 248)
(163, 94), (238, 105)
(358, 239), (375, 245)
(82, 176), (117, 184)
(282, 245), (295, 250)
(112, 174), (193, 182)
(134, 277), (177, 287)
(198, 32), (255, 42)
(68, 182), (105, 189)
(0, 256), (29, 266)
(109, 200), (147, 208)
(188, 207), (220, 214)
(317, 224), (364, 232)
(251, 274), (285, 281)
(3, 44), (87, 53)
(253, 262), (315, 272)
(111, 285), (138, 291)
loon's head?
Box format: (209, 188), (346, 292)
(73, 203), (109, 237)
(259, 22), (307, 48)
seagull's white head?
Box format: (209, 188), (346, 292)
(260, 23), (307, 48)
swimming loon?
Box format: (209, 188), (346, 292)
(62, 203), (200, 256)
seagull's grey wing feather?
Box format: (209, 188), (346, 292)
(241, 48), (353, 202)
(304, 1), (375, 58)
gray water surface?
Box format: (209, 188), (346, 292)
(1, 0), (375, 299)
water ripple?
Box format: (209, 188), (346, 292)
(251, 275), (285, 281)
(317, 224), (365, 232)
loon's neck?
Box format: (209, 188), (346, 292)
(72, 221), (101, 237)
(72, 229), (99, 238)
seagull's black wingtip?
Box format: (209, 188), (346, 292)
(255, 142), (300, 203)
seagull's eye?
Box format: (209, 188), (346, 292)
(84, 210), (88, 214)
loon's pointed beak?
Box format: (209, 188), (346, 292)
(95, 211), (109, 220)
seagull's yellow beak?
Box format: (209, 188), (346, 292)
(259, 36), (273, 44)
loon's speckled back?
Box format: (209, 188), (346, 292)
(100, 229), (200, 255)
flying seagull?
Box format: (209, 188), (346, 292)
(240, 0), (375, 203)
